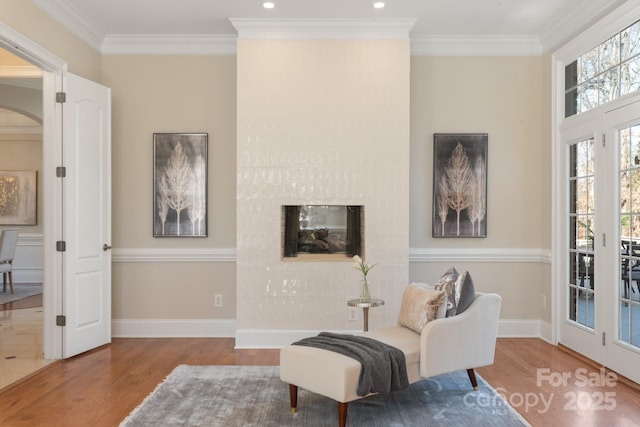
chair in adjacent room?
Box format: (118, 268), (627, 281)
(0, 229), (20, 294)
(621, 241), (640, 300)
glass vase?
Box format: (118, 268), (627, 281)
(361, 278), (370, 301)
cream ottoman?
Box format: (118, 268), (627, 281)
(279, 326), (422, 427)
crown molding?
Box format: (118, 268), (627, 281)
(101, 34), (237, 55)
(411, 35), (543, 56)
(230, 18), (416, 40)
(32, 0), (104, 52)
(540, 0), (629, 52)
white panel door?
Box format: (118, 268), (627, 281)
(62, 73), (111, 358)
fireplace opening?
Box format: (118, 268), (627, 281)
(283, 205), (363, 259)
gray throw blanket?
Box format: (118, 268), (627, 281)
(292, 332), (409, 396)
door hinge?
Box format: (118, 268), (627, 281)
(56, 241), (66, 252)
(602, 133), (606, 147)
(602, 332), (606, 346)
(56, 92), (66, 103)
(602, 233), (606, 247)
(56, 166), (66, 178)
(56, 315), (66, 327)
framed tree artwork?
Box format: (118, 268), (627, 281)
(153, 133), (208, 237)
(432, 133), (488, 238)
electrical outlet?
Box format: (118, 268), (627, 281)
(348, 307), (358, 321)
(214, 294), (223, 307)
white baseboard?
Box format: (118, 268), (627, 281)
(112, 319), (237, 338)
(234, 320), (547, 348)
(112, 319), (551, 344)
(498, 319), (547, 338)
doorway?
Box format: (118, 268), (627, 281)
(0, 50), (49, 387)
(0, 22), (113, 364)
(558, 101), (640, 385)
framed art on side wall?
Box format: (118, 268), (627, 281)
(433, 133), (487, 238)
(0, 170), (37, 225)
(153, 133), (208, 237)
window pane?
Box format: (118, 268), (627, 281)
(576, 215), (593, 243)
(566, 20), (640, 116)
(621, 56), (640, 96)
(600, 34), (620, 72)
(575, 139), (594, 177)
(621, 213), (631, 238)
(580, 48), (599, 82)
(565, 88), (578, 117)
(565, 60), (578, 90)
(621, 21), (640, 60)
(579, 79), (599, 112)
(600, 67), (620, 104)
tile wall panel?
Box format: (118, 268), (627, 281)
(237, 39), (411, 336)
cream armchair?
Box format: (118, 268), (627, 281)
(366, 292), (502, 390)
(280, 292), (502, 427)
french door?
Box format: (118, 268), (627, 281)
(560, 100), (640, 384)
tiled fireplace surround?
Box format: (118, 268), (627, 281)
(234, 21), (412, 347)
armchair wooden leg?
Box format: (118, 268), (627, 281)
(467, 369), (478, 391)
(338, 402), (348, 427)
(2, 272), (5, 293)
(288, 384), (298, 413)
(8, 271), (13, 294)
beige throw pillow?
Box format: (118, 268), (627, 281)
(398, 283), (447, 333)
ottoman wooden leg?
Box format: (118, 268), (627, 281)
(338, 402), (348, 427)
(289, 384), (298, 413)
(467, 369), (478, 390)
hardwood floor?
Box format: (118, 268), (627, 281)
(0, 337), (638, 426)
(0, 293), (43, 311)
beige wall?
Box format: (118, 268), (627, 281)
(100, 55), (237, 320)
(409, 55), (551, 321)
(410, 55), (546, 249)
(0, 48), (32, 66)
(0, 0), (100, 79)
(1, 2), (554, 332)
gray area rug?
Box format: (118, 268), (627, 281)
(0, 284), (42, 305)
(120, 365), (531, 427)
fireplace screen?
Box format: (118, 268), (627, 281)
(283, 205), (362, 258)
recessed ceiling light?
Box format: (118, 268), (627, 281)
(373, 2), (385, 8)
(263, 2), (275, 9)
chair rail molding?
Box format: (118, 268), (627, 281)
(409, 247), (551, 263)
(112, 247), (236, 263)
(111, 247), (549, 264)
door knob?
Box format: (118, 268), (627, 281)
(103, 244), (112, 251)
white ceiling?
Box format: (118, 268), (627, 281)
(0, 0), (631, 134)
(33, 0), (627, 54)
